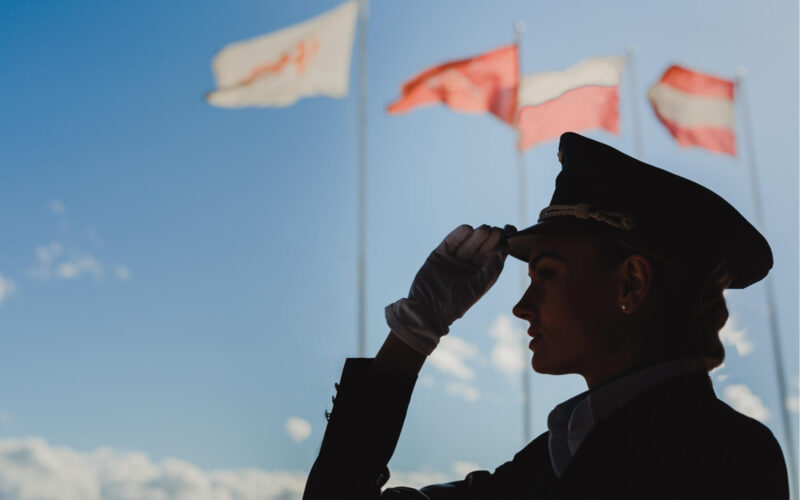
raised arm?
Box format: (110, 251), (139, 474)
(303, 225), (508, 499)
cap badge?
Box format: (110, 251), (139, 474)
(539, 203), (636, 230)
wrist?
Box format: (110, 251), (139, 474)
(374, 332), (426, 376)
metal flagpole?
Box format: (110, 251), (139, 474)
(735, 67), (797, 498)
(514, 20), (532, 444)
(625, 44), (643, 158)
(357, 0), (368, 357)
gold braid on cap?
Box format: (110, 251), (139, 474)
(538, 203), (636, 230)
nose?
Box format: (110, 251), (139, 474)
(513, 284), (536, 321)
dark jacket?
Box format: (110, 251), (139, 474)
(303, 358), (789, 499)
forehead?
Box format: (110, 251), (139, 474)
(523, 233), (600, 265)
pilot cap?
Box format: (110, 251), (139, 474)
(507, 132), (772, 289)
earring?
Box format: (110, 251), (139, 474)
(620, 303), (630, 312)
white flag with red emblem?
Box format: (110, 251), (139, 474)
(648, 65), (736, 155)
(206, 1), (358, 108)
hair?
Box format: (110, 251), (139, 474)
(587, 228), (732, 371)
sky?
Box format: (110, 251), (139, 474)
(0, 0), (797, 498)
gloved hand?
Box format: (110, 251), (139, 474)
(385, 224), (509, 356)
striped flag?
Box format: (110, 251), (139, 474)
(206, 1), (358, 108)
(516, 56), (624, 150)
(648, 65), (736, 155)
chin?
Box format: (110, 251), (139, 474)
(531, 356), (571, 375)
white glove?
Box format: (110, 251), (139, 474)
(385, 224), (508, 355)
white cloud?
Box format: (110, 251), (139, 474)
(711, 362), (728, 381)
(30, 242), (63, 280)
(115, 266), (132, 281)
(58, 262), (79, 279)
(723, 384), (770, 422)
(445, 382), (480, 402)
(451, 461), (482, 477)
(489, 315), (526, 380)
(786, 396), (799, 413)
(428, 336), (478, 380)
(420, 374), (435, 387)
(285, 417), (312, 443)
(0, 275), (16, 306)
(56, 254), (104, 281)
(0, 437), (459, 499)
(719, 317), (753, 356)
(50, 200), (65, 214)
(0, 437), (310, 500)
(384, 469), (447, 490)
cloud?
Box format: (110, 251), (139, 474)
(719, 316), (753, 356)
(0, 274), (16, 306)
(115, 266), (132, 281)
(58, 262), (79, 279)
(285, 417), (312, 443)
(0, 437), (310, 500)
(420, 374), (435, 387)
(0, 437), (460, 499)
(28, 244), (104, 282)
(29, 242), (63, 280)
(70, 255), (104, 281)
(427, 336), (478, 380)
(445, 382), (480, 402)
(723, 384), (770, 422)
(711, 362), (729, 382)
(451, 461), (482, 478)
(489, 315), (526, 380)
(50, 200), (65, 214)
(384, 469), (447, 490)
(786, 396), (799, 413)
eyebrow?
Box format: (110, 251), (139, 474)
(528, 252), (566, 272)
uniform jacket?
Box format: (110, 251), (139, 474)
(303, 358), (789, 500)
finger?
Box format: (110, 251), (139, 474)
(476, 227), (503, 260)
(474, 250), (507, 292)
(441, 225), (473, 254)
(455, 224), (491, 262)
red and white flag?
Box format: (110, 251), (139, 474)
(206, 1), (358, 108)
(387, 46), (518, 124)
(648, 65), (736, 155)
(516, 56), (624, 150)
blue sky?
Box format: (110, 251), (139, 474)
(0, 0), (797, 498)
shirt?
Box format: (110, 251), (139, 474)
(546, 358), (706, 477)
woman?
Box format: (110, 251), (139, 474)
(303, 133), (789, 499)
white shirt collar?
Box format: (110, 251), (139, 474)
(547, 358), (706, 477)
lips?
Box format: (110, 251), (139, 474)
(527, 329), (543, 349)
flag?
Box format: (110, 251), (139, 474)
(387, 46), (518, 124)
(516, 56), (624, 150)
(648, 65), (736, 155)
(206, 1), (358, 108)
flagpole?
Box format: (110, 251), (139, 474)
(735, 67), (797, 498)
(357, 0), (368, 357)
(625, 44), (643, 158)
(514, 20), (532, 444)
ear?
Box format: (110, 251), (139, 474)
(617, 254), (652, 314)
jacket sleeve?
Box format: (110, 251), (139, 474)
(303, 358), (555, 500)
(302, 358), (418, 500)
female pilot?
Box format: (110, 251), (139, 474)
(302, 133), (789, 499)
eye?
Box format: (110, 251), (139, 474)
(531, 267), (555, 282)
